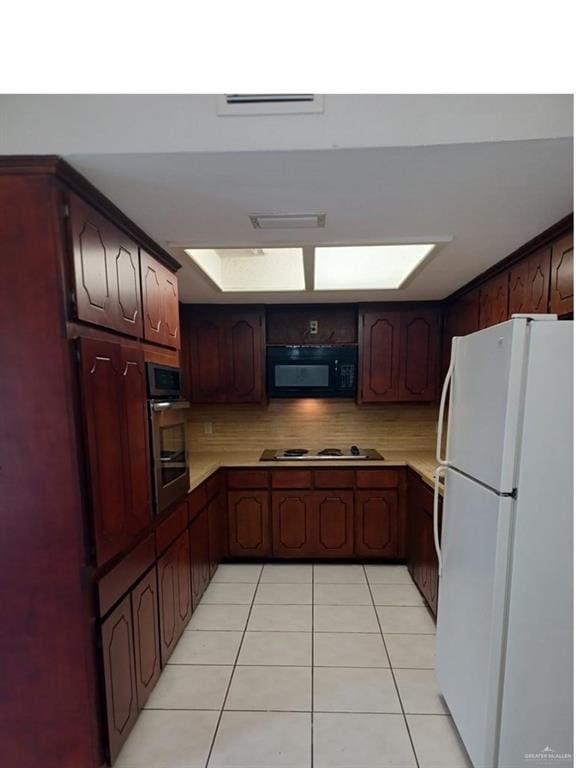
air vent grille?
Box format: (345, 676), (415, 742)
(217, 94), (323, 116)
(226, 94), (315, 105)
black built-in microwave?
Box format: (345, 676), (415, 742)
(266, 345), (357, 398)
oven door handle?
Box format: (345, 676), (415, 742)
(150, 399), (190, 412)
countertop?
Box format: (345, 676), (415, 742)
(188, 449), (441, 494)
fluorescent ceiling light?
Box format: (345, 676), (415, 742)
(250, 213), (326, 230)
(184, 247), (305, 292)
(314, 244), (436, 290)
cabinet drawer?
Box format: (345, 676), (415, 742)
(271, 470), (313, 488)
(188, 483), (208, 520)
(314, 469), (355, 488)
(228, 470), (269, 489)
(98, 534), (156, 617)
(356, 469), (400, 488)
(156, 499), (188, 556)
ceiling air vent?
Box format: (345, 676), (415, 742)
(250, 213), (326, 230)
(217, 94), (324, 116)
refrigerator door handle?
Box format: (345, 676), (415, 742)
(436, 340), (455, 466)
(434, 466), (445, 576)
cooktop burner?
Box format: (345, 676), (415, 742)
(265, 446), (383, 461)
(282, 448), (309, 457)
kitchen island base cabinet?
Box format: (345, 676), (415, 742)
(157, 530), (192, 665)
(354, 490), (399, 558)
(228, 491), (271, 557)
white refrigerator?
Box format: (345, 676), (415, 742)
(434, 316), (573, 768)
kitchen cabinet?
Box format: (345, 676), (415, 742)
(509, 246), (552, 316)
(101, 595), (139, 764)
(266, 305), (357, 344)
(190, 506), (210, 607)
(157, 529), (191, 664)
(312, 490), (354, 557)
(131, 567), (160, 709)
(208, 491), (227, 575)
(140, 250), (181, 349)
(355, 490), (399, 558)
(441, 288), (480, 376)
(407, 471), (441, 615)
(228, 490), (271, 557)
(550, 233), (574, 316)
(79, 337), (151, 566)
(68, 192), (143, 338)
(186, 307), (265, 403)
(478, 272), (509, 329)
(359, 307), (440, 402)
(272, 491), (313, 557)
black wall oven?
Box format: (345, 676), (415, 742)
(266, 345), (357, 398)
(146, 363), (190, 515)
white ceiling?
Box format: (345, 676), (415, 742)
(0, 95), (572, 304)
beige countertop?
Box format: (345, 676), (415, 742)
(188, 449), (441, 494)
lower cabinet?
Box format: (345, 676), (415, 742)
(101, 595), (139, 764)
(354, 490), (399, 558)
(157, 530), (192, 665)
(312, 490), (354, 557)
(131, 568), (161, 709)
(228, 490), (271, 557)
(407, 471), (441, 615)
(190, 506), (210, 607)
(272, 491), (313, 557)
(208, 491), (227, 576)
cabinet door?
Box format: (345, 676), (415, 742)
(272, 492), (314, 558)
(162, 269), (181, 349)
(354, 490), (399, 558)
(140, 250), (180, 349)
(509, 247), (552, 316)
(228, 491), (271, 557)
(479, 273), (509, 329)
(157, 540), (179, 664)
(101, 595), (138, 764)
(175, 530), (192, 628)
(208, 493), (226, 576)
(397, 309), (439, 401)
(120, 345), (152, 538)
(69, 193), (142, 337)
(188, 313), (228, 402)
(442, 289), (480, 377)
(131, 567), (160, 709)
(550, 234), (574, 316)
(80, 338), (128, 566)
(190, 506), (210, 607)
(312, 490), (354, 558)
(360, 311), (400, 402)
(227, 310), (264, 403)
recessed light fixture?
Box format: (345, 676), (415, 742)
(184, 247), (305, 292)
(314, 243), (436, 290)
(250, 213), (326, 230)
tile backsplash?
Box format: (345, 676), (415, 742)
(186, 399), (438, 453)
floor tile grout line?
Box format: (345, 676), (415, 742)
(202, 563), (264, 768)
(363, 564), (422, 768)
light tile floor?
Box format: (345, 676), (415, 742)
(115, 563), (472, 768)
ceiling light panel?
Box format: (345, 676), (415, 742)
(250, 213), (326, 230)
(314, 244), (436, 290)
(185, 247), (305, 292)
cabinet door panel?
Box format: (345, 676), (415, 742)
(398, 310), (439, 401)
(79, 338), (128, 565)
(228, 491), (271, 557)
(141, 251), (164, 344)
(190, 507), (210, 607)
(272, 492), (313, 558)
(354, 490), (399, 558)
(479, 273), (509, 329)
(509, 247), (552, 316)
(550, 234), (573, 316)
(312, 491), (354, 557)
(162, 271), (180, 349)
(120, 346), (151, 536)
(157, 543), (178, 664)
(228, 313), (264, 402)
(360, 312), (399, 401)
(101, 595), (138, 763)
(131, 568), (160, 709)
(208, 494), (226, 576)
(189, 315), (228, 402)
(175, 530), (192, 627)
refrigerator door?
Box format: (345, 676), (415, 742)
(445, 319), (529, 493)
(436, 467), (514, 768)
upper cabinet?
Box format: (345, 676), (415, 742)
(68, 193), (143, 337)
(478, 272), (509, 329)
(359, 307), (440, 402)
(185, 307), (265, 403)
(140, 250), (181, 349)
(509, 246), (551, 316)
(550, 233), (574, 316)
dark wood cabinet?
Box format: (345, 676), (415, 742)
(550, 233), (573, 316)
(208, 491), (227, 575)
(407, 472), (441, 615)
(355, 490), (399, 558)
(190, 506), (210, 607)
(442, 288), (480, 376)
(312, 490), (354, 557)
(157, 530), (191, 664)
(131, 568), (160, 709)
(360, 308), (440, 402)
(478, 272), (509, 329)
(266, 305), (357, 345)
(101, 595), (139, 764)
(509, 246), (552, 316)
(272, 491), (313, 557)
(186, 308), (265, 403)
(68, 193), (143, 338)
(79, 337), (151, 566)
(140, 250), (181, 349)
(228, 490), (271, 557)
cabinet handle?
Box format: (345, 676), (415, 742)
(433, 467), (445, 576)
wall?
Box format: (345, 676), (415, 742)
(186, 399), (438, 454)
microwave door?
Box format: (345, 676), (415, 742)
(274, 362), (332, 394)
